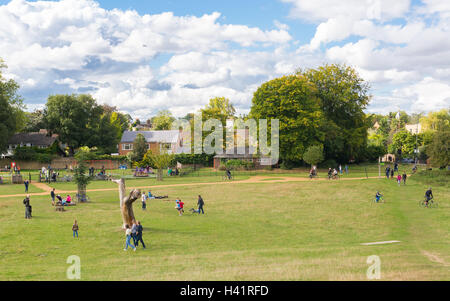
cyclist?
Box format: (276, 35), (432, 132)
(225, 169), (232, 180)
(327, 168), (332, 179)
(375, 191), (383, 203)
(424, 187), (433, 207)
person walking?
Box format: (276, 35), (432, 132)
(72, 220), (79, 238)
(385, 167), (390, 179)
(197, 195), (205, 214)
(131, 221), (138, 246)
(397, 174), (402, 186)
(124, 224), (136, 251)
(23, 195), (32, 219)
(141, 192), (147, 210)
(24, 179), (29, 193)
(135, 221), (146, 249)
(345, 164), (349, 175)
(339, 165), (342, 175)
(402, 172), (407, 185)
(50, 188), (56, 206)
(390, 168), (394, 179)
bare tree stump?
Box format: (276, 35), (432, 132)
(112, 178), (141, 228)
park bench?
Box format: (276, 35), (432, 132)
(55, 204), (65, 212)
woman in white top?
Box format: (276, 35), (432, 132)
(141, 192), (147, 210)
(124, 224), (136, 251)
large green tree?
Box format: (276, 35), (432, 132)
(151, 110), (175, 130)
(0, 59), (25, 153)
(44, 94), (103, 154)
(428, 128), (450, 168)
(302, 64), (371, 162)
(250, 75), (325, 162)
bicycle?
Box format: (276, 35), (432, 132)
(372, 196), (385, 203)
(419, 198), (438, 208)
(222, 174), (234, 181)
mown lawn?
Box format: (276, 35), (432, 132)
(0, 172), (448, 280)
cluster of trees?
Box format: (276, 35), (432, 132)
(250, 64), (371, 167)
(369, 109), (449, 167)
(1, 55), (448, 168)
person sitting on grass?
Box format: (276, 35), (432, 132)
(148, 190), (168, 199)
(375, 191), (383, 203)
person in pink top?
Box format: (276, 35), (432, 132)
(397, 174), (402, 186)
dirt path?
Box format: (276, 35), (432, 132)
(0, 175), (387, 199)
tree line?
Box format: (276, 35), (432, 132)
(1, 57), (448, 168)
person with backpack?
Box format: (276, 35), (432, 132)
(23, 195), (32, 219)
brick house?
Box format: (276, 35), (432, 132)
(118, 130), (186, 156)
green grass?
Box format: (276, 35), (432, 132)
(0, 183), (44, 195)
(0, 171), (448, 280)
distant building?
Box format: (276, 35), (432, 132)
(119, 130), (187, 156)
(373, 121), (380, 130)
(2, 131), (58, 158)
(405, 123), (422, 134)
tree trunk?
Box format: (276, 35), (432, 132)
(112, 178), (141, 228)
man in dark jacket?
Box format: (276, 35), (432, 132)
(23, 195), (32, 219)
(135, 221), (146, 249)
(197, 195), (205, 214)
(50, 188), (56, 205)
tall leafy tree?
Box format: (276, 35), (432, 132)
(428, 128), (450, 168)
(128, 133), (147, 163)
(0, 59), (25, 153)
(23, 110), (46, 133)
(44, 94), (103, 155)
(302, 64), (371, 162)
(151, 110), (175, 130)
(250, 75), (325, 162)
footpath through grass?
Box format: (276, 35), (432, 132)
(0, 171), (448, 280)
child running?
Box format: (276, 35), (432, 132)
(375, 191), (383, 203)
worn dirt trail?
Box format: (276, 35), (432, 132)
(0, 175), (384, 199)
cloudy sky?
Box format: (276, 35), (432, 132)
(0, 0), (449, 119)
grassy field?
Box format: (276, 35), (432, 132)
(0, 169), (448, 280)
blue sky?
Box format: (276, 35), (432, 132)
(0, 0), (449, 118)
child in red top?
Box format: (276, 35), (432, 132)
(397, 174), (402, 186)
(178, 200), (184, 216)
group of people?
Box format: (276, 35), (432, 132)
(50, 188), (73, 206)
(385, 166), (408, 185)
(167, 167), (180, 176)
(327, 168), (339, 179)
(174, 195), (205, 216)
(124, 220), (146, 251)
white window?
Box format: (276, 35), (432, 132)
(122, 144), (133, 150)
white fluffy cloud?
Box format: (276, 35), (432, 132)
(0, 0), (294, 118)
(1, 0), (449, 119)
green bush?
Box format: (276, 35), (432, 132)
(319, 159), (337, 169)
